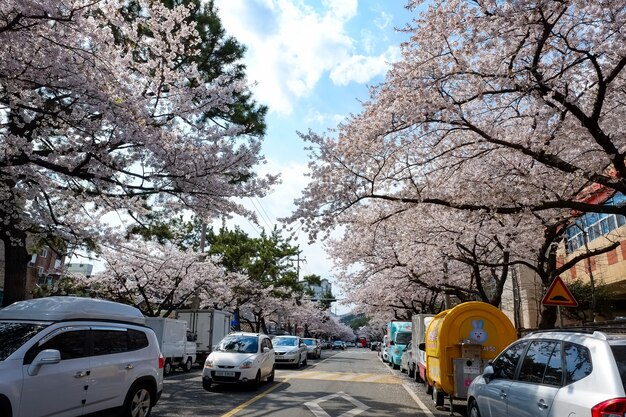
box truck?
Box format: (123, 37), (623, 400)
(385, 320), (412, 369)
(144, 317), (197, 376)
(409, 313), (435, 381)
(176, 309), (233, 364)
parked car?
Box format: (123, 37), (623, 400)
(467, 329), (626, 417)
(370, 341), (381, 351)
(202, 332), (275, 390)
(332, 340), (346, 350)
(302, 338), (322, 359)
(399, 341), (415, 378)
(273, 336), (308, 368)
(0, 296), (164, 417)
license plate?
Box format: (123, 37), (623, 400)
(215, 371), (235, 377)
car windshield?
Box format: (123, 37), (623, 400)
(0, 321), (47, 361)
(395, 332), (411, 344)
(303, 339), (315, 346)
(273, 337), (297, 347)
(216, 336), (258, 353)
(611, 345), (626, 390)
(334, 341), (343, 345)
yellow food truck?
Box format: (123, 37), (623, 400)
(423, 301), (517, 411)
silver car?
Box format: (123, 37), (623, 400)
(467, 330), (626, 417)
(302, 338), (322, 359)
(273, 336), (308, 368)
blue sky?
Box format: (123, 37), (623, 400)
(213, 0), (418, 313)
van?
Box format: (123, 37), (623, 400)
(0, 296), (164, 417)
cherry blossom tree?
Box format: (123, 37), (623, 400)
(75, 239), (227, 317)
(290, 0), (626, 328)
(0, 1), (274, 305)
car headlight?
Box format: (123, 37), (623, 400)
(204, 358), (214, 369)
(240, 360), (254, 369)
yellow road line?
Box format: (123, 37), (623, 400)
(220, 379), (289, 417)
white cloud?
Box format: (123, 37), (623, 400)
(214, 0), (390, 116)
(329, 45), (401, 86)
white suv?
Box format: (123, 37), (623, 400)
(0, 296), (164, 417)
(467, 329), (626, 417)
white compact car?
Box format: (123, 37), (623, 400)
(202, 332), (275, 390)
(273, 336), (308, 368)
(0, 296), (164, 417)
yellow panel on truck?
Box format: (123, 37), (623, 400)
(424, 301), (517, 405)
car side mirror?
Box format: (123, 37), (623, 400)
(28, 349), (61, 376)
(418, 342), (426, 351)
(263, 347), (271, 353)
(482, 364), (495, 382)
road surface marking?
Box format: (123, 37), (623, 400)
(402, 384), (435, 417)
(279, 371), (402, 384)
(220, 379), (289, 417)
(304, 391), (369, 417)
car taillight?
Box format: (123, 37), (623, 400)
(592, 398), (626, 417)
(158, 354), (165, 369)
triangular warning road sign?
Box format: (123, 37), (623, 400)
(542, 276), (578, 307)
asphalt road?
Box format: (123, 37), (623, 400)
(151, 348), (468, 417)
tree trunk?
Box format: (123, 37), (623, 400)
(538, 305), (557, 329)
(2, 239), (31, 307)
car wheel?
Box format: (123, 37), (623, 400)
(252, 371), (261, 390)
(393, 363), (399, 370)
(267, 366), (275, 383)
(433, 385), (445, 407)
(408, 366), (415, 378)
(468, 400), (481, 417)
(303, 355), (308, 366)
(202, 379), (212, 391)
(163, 360), (172, 377)
(123, 383), (153, 417)
(424, 377), (433, 395)
(183, 358), (193, 372)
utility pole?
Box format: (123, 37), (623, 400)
(290, 248), (306, 281)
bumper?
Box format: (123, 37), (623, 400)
(275, 353), (299, 364)
(202, 367), (258, 384)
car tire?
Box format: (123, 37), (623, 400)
(408, 366), (415, 378)
(252, 371), (261, 390)
(415, 368), (423, 383)
(183, 358), (193, 373)
(267, 366), (275, 383)
(433, 385), (445, 407)
(424, 377), (433, 395)
(303, 355), (308, 367)
(0, 396), (12, 417)
(202, 379), (212, 391)
(123, 383), (153, 417)
(468, 400), (481, 417)
(163, 360), (172, 377)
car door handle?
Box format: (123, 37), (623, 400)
(537, 399), (549, 409)
(125, 364), (134, 370)
(74, 371), (88, 378)
(499, 390), (507, 399)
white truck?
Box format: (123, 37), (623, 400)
(145, 317), (197, 376)
(176, 309), (233, 364)
(410, 313), (435, 382)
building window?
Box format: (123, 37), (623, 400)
(37, 266), (44, 276)
(40, 248), (48, 258)
(566, 192), (626, 253)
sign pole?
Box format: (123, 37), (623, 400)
(557, 306), (563, 328)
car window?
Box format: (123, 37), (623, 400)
(543, 341), (563, 386)
(518, 341), (560, 385)
(25, 329), (89, 363)
(217, 335), (259, 353)
(93, 329), (129, 355)
(0, 322), (47, 361)
(273, 338), (297, 347)
(396, 332), (411, 344)
(610, 345), (626, 391)
(563, 342), (592, 384)
(128, 329), (149, 350)
(303, 339), (315, 346)
(493, 341), (528, 379)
